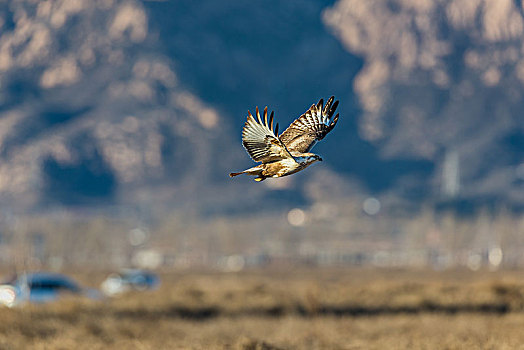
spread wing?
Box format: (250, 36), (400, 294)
(279, 96), (339, 153)
(242, 106), (293, 163)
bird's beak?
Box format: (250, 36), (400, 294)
(318, 157), (323, 162)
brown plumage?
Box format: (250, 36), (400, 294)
(229, 96), (340, 181)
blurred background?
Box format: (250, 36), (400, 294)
(0, 0), (523, 272)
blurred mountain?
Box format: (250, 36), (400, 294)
(324, 0), (524, 208)
(0, 0), (522, 215)
(0, 0), (240, 212)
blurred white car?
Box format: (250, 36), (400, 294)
(100, 269), (160, 296)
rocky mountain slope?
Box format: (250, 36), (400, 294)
(324, 0), (524, 206)
(0, 0), (239, 212)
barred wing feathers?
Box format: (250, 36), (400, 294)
(242, 106), (292, 163)
(279, 96), (339, 153)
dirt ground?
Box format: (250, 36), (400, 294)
(1, 268), (524, 349)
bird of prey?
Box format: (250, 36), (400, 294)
(229, 96), (340, 182)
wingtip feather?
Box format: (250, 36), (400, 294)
(256, 106), (262, 124)
(330, 113), (339, 128)
(329, 100), (339, 118)
(323, 96), (334, 116)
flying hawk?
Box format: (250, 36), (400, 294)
(230, 96), (340, 181)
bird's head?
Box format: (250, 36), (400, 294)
(312, 154), (323, 162)
(302, 153), (322, 164)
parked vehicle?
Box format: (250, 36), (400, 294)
(100, 269), (160, 296)
(0, 272), (100, 307)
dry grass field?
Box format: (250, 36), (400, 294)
(2, 268), (524, 349)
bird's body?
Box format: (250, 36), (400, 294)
(230, 153), (319, 181)
(230, 96), (339, 181)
